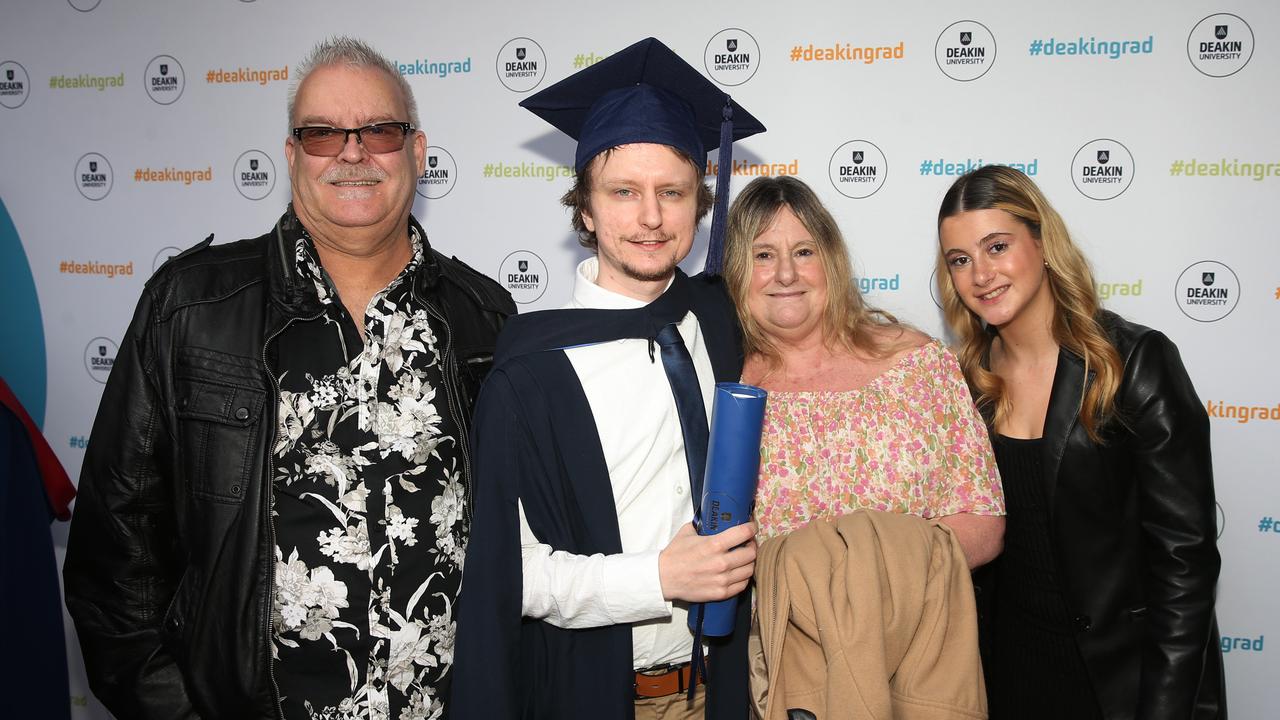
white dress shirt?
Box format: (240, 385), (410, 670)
(518, 257), (716, 669)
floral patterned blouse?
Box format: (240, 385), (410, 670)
(270, 227), (465, 720)
(753, 340), (1004, 542)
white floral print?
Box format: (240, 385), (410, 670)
(271, 228), (465, 720)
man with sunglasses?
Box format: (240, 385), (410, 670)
(64, 37), (512, 719)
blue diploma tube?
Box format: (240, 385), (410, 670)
(689, 382), (767, 637)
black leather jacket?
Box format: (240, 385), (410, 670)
(975, 311), (1225, 719)
(63, 212), (514, 719)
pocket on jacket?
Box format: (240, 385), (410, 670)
(175, 348), (267, 504)
(161, 565), (196, 646)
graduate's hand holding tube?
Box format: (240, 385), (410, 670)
(658, 521), (757, 602)
(683, 382), (767, 635)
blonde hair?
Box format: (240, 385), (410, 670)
(723, 175), (901, 369)
(936, 165), (1122, 441)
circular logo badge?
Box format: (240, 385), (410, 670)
(0, 61), (31, 110)
(929, 267), (945, 310)
(495, 38), (547, 93)
(416, 146), (458, 199)
(144, 55), (185, 105)
(233, 149), (275, 200)
(934, 21), (997, 81)
(828, 140), (888, 199)
(499, 250), (549, 304)
(1175, 260), (1239, 322)
(75, 152), (113, 201)
(704, 28), (761, 86)
(153, 246), (182, 273)
(1215, 502), (1225, 539)
(1070, 139), (1134, 201)
(68, 0), (102, 11)
(84, 337), (118, 383)
(1187, 14), (1254, 78)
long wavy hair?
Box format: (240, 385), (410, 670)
(936, 165), (1122, 441)
(723, 175), (901, 370)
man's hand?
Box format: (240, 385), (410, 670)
(658, 522), (757, 602)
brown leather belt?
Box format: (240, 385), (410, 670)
(633, 661), (700, 699)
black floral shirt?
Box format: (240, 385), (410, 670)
(270, 227), (465, 720)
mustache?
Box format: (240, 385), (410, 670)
(620, 231), (677, 244)
(320, 166), (387, 183)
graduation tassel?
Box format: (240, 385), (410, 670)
(688, 604), (707, 702)
(687, 494), (708, 702)
(703, 98), (735, 277)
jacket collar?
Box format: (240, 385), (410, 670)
(978, 330), (1093, 513)
(266, 206), (441, 318)
(1041, 345), (1093, 512)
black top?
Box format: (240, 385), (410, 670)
(987, 433), (1102, 720)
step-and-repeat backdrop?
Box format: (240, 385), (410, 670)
(2, 1), (1277, 716)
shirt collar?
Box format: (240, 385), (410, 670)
(294, 225), (425, 305)
(569, 256), (676, 311)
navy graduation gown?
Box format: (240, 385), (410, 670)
(452, 271), (749, 719)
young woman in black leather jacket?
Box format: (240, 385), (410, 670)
(935, 165), (1225, 720)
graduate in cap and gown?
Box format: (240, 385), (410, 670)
(451, 38), (766, 719)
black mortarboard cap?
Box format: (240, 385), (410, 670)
(520, 37), (766, 274)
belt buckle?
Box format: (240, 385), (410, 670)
(633, 662), (689, 699)
(633, 660), (704, 699)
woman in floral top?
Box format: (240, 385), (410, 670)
(721, 176), (1005, 559)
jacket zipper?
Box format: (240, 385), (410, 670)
(261, 310), (322, 719)
(418, 296), (473, 526)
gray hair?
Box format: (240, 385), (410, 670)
(287, 36), (420, 129)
